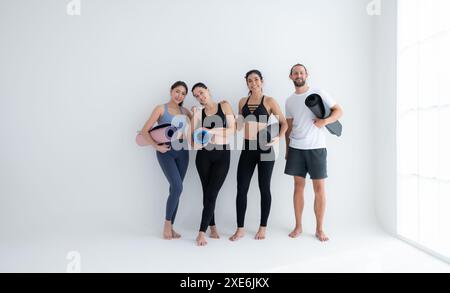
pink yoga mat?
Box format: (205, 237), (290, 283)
(136, 123), (178, 146)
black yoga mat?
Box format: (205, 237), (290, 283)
(305, 93), (342, 137)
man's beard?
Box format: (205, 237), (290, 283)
(294, 79), (306, 87)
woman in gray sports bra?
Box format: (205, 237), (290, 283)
(140, 81), (192, 240)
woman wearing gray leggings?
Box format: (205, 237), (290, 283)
(140, 81), (192, 240)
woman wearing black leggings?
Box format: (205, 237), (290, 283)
(190, 83), (236, 246)
(229, 70), (288, 241)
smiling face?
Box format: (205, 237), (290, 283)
(192, 86), (211, 106)
(170, 85), (187, 105)
(290, 65), (308, 87)
(246, 73), (264, 94)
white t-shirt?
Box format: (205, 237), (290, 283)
(285, 88), (337, 150)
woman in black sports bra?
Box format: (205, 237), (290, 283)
(190, 82), (236, 246)
(229, 70), (288, 241)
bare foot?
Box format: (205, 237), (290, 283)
(163, 221), (173, 240)
(172, 229), (181, 239)
(209, 226), (220, 239)
(229, 228), (245, 241)
(196, 232), (208, 246)
(255, 227), (266, 240)
(289, 227), (303, 238)
(315, 230), (329, 242)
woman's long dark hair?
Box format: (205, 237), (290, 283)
(171, 81), (188, 106)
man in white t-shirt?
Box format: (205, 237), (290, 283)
(284, 64), (343, 242)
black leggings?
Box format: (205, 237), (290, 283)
(196, 148), (230, 232)
(236, 140), (275, 228)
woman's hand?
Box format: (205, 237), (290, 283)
(265, 136), (280, 147)
(207, 128), (222, 137)
(191, 106), (204, 116)
(156, 144), (171, 153)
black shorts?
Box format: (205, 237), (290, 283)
(284, 147), (328, 180)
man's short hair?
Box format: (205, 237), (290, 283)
(290, 64), (308, 75)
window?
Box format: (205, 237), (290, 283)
(397, 0), (450, 260)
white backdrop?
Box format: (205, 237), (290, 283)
(0, 0), (378, 241)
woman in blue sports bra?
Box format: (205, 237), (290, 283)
(140, 81), (192, 240)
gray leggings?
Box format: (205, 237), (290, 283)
(156, 148), (189, 223)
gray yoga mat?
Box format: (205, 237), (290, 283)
(305, 93), (342, 137)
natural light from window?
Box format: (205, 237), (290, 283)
(397, 0), (450, 261)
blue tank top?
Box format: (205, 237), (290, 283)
(158, 103), (187, 129)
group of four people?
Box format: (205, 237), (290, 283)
(140, 64), (343, 246)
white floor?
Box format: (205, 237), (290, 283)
(1, 225), (449, 273)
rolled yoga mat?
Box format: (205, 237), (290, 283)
(257, 122), (279, 143)
(305, 93), (342, 137)
(136, 123), (178, 146)
(193, 128), (212, 145)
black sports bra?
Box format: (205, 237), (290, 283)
(202, 103), (227, 129)
(242, 96), (270, 122)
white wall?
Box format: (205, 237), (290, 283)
(0, 0), (378, 240)
(374, 0), (398, 235)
